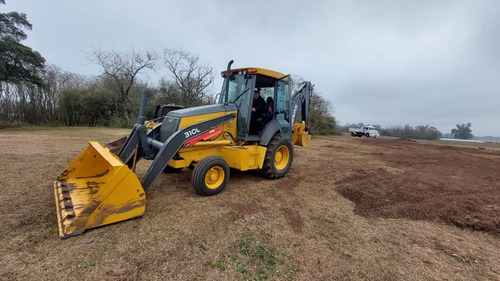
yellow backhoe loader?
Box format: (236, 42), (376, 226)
(53, 61), (313, 238)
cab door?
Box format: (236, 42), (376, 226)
(274, 75), (292, 139)
(220, 72), (256, 140)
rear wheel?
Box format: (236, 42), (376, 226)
(260, 135), (294, 179)
(192, 156), (230, 196)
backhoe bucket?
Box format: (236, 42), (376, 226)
(292, 122), (311, 147)
(54, 141), (145, 238)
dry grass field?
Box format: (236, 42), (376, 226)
(1, 127), (499, 280)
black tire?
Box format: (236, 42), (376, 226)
(366, 133), (370, 138)
(163, 154), (183, 173)
(192, 156), (230, 196)
(351, 132), (355, 137)
(163, 165), (183, 173)
(260, 135), (294, 179)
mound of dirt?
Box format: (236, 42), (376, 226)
(335, 139), (500, 235)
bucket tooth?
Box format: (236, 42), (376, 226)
(54, 141), (145, 238)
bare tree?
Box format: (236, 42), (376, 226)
(90, 47), (157, 124)
(163, 49), (214, 107)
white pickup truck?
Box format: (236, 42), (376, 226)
(349, 125), (380, 138)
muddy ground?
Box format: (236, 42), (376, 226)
(0, 128), (499, 280)
(334, 137), (500, 236)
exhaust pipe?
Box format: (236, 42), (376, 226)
(137, 91), (149, 125)
(224, 60), (234, 103)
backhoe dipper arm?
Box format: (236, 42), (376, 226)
(290, 81), (313, 131)
(141, 113), (236, 191)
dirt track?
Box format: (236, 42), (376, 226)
(333, 137), (500, 235)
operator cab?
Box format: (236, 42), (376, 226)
(219, 67), (291, 141)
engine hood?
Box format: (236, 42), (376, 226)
(167, 104), (237, 118)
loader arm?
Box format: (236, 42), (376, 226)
(141, 113), (235, 191)
(118, 124), (158, 164)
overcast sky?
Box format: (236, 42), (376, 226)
(5, 0), (500, 136)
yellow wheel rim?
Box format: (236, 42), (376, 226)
(205, 166), (225, 189)
(274, 145), (290, 170)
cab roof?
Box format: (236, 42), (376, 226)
(222, 67), (287, 80)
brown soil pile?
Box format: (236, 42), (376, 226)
(335, 138), (500, 235)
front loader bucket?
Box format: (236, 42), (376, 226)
(54, 141), (145, 238)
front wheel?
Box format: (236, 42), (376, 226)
(260, 135), (294, 179)
(192, 156), (230, 196)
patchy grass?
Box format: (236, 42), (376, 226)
(0, 127), (499, 280)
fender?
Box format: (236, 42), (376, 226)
(259, 119), (281, 146)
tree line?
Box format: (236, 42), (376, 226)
(380, 124), (442, 140)
(0, 48), (215, 127)
(1, 47), (339, 132)
(340, 123), (475, 140)
(339, 123), (443, 140)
